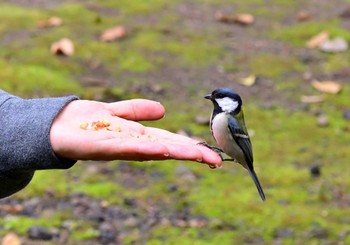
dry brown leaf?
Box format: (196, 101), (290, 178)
(239, 74), (256, 86)
(300, 95), (326, 103)
(37, 16), (63, 28)
(50, 38), (74, 56)
(234, 14), (255, 25)
(297, 11), (312, 22)
(0, 204), (23, 214)
(216, 12), (254, 25)
(306, 31), (329, 48)
(311, 80), (343, 94)
(1, 232), (21, 245)
(100, 25), (127, 42)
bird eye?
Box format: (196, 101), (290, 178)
(216, 93), (224, 99)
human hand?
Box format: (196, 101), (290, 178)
(50, 99), (222, 167)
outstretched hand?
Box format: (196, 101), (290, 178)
(50, 99), (222, 168)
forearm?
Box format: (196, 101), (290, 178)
(0, 90), (78, 198)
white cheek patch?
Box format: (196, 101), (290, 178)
(215, 98), (238, 112)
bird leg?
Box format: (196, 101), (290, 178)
(197, 142), (236, 162)
(197, 142), (223, 153)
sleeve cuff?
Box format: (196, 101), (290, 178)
(0, 94), (79, 172)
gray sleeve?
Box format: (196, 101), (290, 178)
(0, 90), (79, 198)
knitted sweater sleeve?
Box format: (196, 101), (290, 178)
(0, 90), (79, 198)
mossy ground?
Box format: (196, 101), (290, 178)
(1, 0), (350, 244)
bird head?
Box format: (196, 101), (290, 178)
(205, 88), (242, 114)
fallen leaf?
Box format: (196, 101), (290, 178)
(300, 95), (326, 103)
(216, 12), (254, 25)
(0, 204), (23, 214)
(311, 80), (343, 94)
(1, 232), (21, 245)
(37, 16), (63, 28)
(50, 38), (74, 56)
(234, 13), (255, 25)
(306, 31), (329, 48)
(297, 11), (312, 22)
(100, 25), (126, 42)
(239, 74), (256, 86)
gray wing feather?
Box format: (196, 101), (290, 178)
(228, 117), (266, 201)
(227, 117), (254, 166)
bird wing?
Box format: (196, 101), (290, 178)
(228, 117), (265, 201)
(227, 117), (254, 166)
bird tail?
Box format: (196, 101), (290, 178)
(248, 169), (266, 201)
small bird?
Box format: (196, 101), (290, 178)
(200, 88), (266, 201)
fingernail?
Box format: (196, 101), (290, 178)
(196, 158), (203, 163)
(209, 165), (216, 169)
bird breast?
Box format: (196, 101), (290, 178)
(211, 113), (245, 164)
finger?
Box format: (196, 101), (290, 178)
(144, 127), (222, 166)
(195, 143), (223, 167)
(90, 139), (171, 161)
(107, 99), (165, 121)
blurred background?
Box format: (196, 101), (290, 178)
(0, 0), (350, 244)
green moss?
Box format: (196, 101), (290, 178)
(72, 181), (123, 200)
(275, 77), (301, 92)
(149, 226), (236, 244)
(322, 53), (350, 74)
(271, 19), (350, 47)
(51, 3), (100, 29)
(0, 62), (82, 97)
(98, 0), (172, 15)
(2, 212), (68, 235)
(16, 170), (69, 197)
(164, 38), (224, 67)
(77, 40), (121, 67)
(118, 50), (155, 72)
(70, 226), (100, 241)
(0, 4), (44, 33)
(129, 31), (164, 52)
(249, 53), (304, 78)
(1, 39), (84, 76)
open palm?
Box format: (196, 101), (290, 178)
(50, 99), (222, 167)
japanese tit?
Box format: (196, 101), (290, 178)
(200, 88), (265, 201)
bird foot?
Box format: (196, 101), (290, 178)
(197, 142), (223, 153)
(197, 142), (236, 162)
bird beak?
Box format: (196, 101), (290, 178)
(204, 94), (212, 100)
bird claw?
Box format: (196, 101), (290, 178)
(197, 141), (226, 161)
(197, 142), (237, 162)
(223, 158), (236, 162)
(197, 142), (223, 153)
